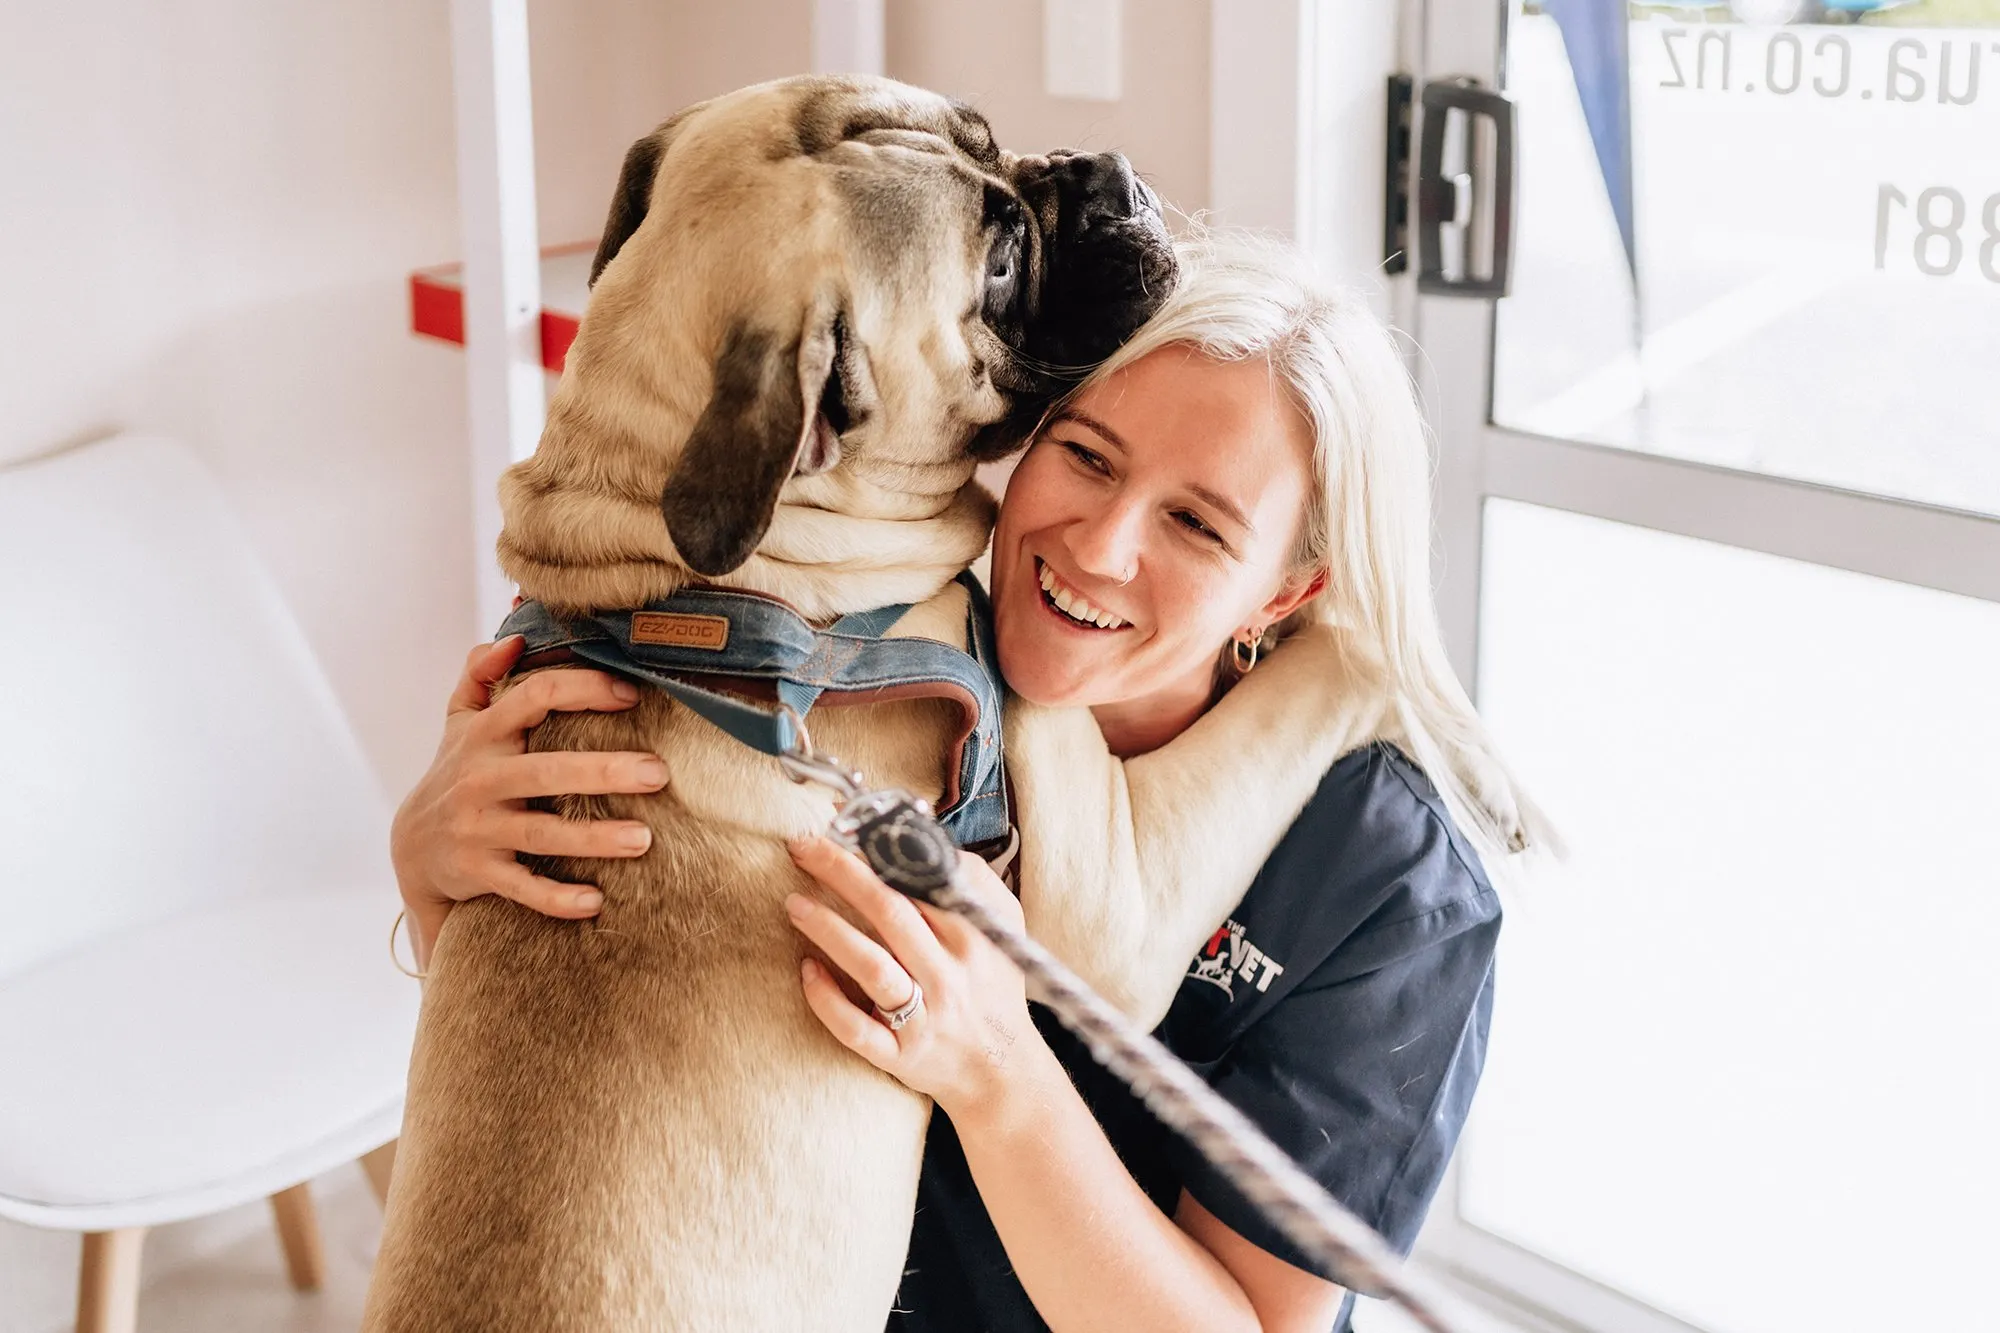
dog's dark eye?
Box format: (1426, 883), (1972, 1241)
(982, 230), (1023, 330)
(982, 182), (1025, 231)
(979, 184), (1028, 333)
(980, 185), (1026, 284)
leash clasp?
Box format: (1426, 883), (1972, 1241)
(775, 705), (866, 801)
(778, 747), (866, 801)
(772, 703), (952, 903)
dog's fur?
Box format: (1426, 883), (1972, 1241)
(363, 77), (1397, 1332)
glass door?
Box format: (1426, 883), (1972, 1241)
(1405, 2), (2000, 1330)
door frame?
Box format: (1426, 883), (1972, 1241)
(1403, 0), (2000, 1327)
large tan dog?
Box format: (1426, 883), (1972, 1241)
(364, 77), (1392, 1332)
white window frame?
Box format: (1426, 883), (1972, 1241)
(1414, 0), (2000, 690)
(1409, 2), (2000, 1329)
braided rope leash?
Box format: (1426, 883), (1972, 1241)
(793, 757), (1473, 1333)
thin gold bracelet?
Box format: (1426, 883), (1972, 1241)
(389, 908), (429, 980)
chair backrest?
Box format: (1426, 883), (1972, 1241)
(0, 434), (391, 979)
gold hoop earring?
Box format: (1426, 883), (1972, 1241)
(1231, 632), (1261, 675)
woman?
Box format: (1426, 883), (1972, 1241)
(392, 233), (1545, 1333)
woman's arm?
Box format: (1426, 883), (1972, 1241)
(785, 837), (1344, 1333)
(950, 1041), (1348, 1333)
(390, 637), (670, 967)
(945, 1027), (1264, 1333)
(1177, 1192), (1351, 1333)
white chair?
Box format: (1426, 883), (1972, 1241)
(0, 434), (419, 1332)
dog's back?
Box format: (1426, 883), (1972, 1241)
(366, 614), (964, 1330)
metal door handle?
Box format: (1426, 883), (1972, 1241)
(1417, 77), (1517, 298)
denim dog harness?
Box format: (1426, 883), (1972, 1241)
(495, 571), (1010, 850)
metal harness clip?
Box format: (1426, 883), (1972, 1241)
(774, 705), (864, 801)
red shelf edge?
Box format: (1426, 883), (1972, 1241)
(408, 271), (466, 349)
(541, 311), (580, 374)
(409, 243), (591, 375)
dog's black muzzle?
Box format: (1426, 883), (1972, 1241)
(1017, 149), (1178, 375)
(964, 149), (1178, 461)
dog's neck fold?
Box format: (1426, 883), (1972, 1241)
(702, 481), (995, 620)
(497, 458), (996, 624)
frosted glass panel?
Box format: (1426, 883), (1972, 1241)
(1491, 9), (2000, 517)
(1465, 500), (2000, 1333)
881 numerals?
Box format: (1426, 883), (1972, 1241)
(1875, 185), (2000, 282)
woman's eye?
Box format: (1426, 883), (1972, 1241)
(1063, 443), (1110, 474)
(1175, 510), (1220, 541)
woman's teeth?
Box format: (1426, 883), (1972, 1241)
(1038, 560), (1129, 630)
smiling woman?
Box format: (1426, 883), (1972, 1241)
(995, 233), (1544, 854)
(990, 347), (1322, 758)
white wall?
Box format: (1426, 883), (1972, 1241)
(887, 0), (1212, 216)
(0, 3), (467, 809)
(1210, 0), (1404, 308)
(0, 0), (801, 807)
(529, 0), (812, 243)
(890, 0), (1401, 292)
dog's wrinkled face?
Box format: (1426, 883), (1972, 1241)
(556, 75), (1176, 580)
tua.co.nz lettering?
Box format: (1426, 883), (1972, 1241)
(1659, 27), (1991, 106)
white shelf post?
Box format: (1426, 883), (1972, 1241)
(451, 0), (545, 638)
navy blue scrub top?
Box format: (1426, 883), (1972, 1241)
(887, 742), (1502, 1333)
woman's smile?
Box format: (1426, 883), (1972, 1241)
(1034, 557), (1133, 632)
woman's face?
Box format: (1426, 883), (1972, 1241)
(990, 345), (1319, 711)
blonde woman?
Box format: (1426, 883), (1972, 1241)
(393, 233), (1546, 1333)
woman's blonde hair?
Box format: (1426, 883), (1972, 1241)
(1068, 229), (1551, 859)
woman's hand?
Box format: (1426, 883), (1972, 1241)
(786, 836), (1056, 1121)
(390, 636), (669, 966)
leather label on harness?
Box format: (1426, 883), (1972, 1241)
(630, 611), (730, 650)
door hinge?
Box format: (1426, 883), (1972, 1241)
(1383, 73), (1415, 276)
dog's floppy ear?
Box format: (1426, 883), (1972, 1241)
(662, 312), (838, 576)
(589, 112), (689, 287)
(589, 136), (660, 287)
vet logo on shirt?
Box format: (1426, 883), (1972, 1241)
(1187, 918), (1286, 1000)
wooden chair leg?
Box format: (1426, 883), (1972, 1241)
(359, 1138), (397, 1207)
(268, 1181), (325, 1291)
(76, 1228), (146, 1333)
